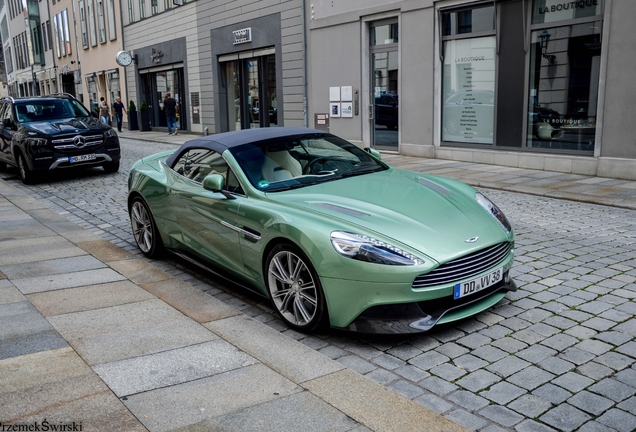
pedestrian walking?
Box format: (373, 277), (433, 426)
(164, 92), (179, 135)
(99, 99), (110, 125)
(113, 97), (127, 132)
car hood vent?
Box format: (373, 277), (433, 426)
(418, 178), (450, 195)
(312, 203), (369, 217)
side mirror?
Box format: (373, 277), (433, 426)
(3, 118), (12, 128)
(364, 147), (382, 160)
(202, 174), (235, 199)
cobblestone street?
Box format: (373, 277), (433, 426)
(2, 137), (635, 432)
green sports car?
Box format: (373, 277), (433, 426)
(128, 127), (516, 333)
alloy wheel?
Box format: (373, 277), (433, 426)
(130, 199), (155, 255)
(267, 249), (320, 328)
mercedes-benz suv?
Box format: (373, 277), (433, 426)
(0, 94), (121, 184)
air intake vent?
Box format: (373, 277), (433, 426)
(412, 242), (512, 288)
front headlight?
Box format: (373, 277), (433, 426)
(476, 193), (512, 232)
(104, 129), (117, 138)
(27, 138), (48, 150)
(330, 231), (424, 266)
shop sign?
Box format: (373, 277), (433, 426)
(233, 28), (252, 45)
(232, 27), (252, 45)
(151, 48), (164, 64)
(533, 0), (603, 24)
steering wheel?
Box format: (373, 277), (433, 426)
(303, 157), (330, 174)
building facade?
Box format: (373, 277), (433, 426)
(121, 0), (306, 134)
(74, 0), (127, 115)
(2, 0), (58, 97)
(49, 0), (81, 98)
(305, 0), (636, 180)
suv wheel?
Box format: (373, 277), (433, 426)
(17, 152), (36, 184)
(103, 160), (120, 173)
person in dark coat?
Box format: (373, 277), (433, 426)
(164, 92), (179, 135)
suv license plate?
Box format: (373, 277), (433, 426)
(454, 266), (503, 300)
(69, 154), (96, 163)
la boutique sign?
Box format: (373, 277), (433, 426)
(538, 0), (599, 15)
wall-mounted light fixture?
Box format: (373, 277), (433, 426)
(538, 30), (556, 64)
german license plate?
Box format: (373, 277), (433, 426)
(454, 266), (503, 299)
(69, 154), (96, 163)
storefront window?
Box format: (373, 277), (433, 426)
(441, 5), (495, 145)
(527, 0), (603, 151)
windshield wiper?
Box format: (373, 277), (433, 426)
(340, 166), (385, 178)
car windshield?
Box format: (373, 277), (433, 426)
(14, 99), (91, 123)
(229, 133), (388, 192)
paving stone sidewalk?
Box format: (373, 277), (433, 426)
(0, 179), (466, 431)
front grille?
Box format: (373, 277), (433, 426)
(52, 134), (104, 150)
(412, 242), (512, 288)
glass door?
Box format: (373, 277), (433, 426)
(370, 20), (399, 150)
(372, 51), (399, 149)
(246, 59), (260, 129)
(224, 54), (277, 131)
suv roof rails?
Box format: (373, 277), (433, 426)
(48, 93), (77, 99)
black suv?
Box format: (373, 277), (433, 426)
(0, 94), (121, 184)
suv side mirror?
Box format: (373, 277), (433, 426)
(3, 117), (12, 128)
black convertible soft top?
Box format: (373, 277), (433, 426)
(165, 127), (329, 167)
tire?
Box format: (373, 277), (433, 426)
(103, 160), (120, 173)
(129, 196), (164, 258)
(17, 152), (36, 184)
(265, 243), (328, 332)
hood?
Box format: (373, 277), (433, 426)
(266, 169), (510, 263)
(24, 117), (106, 136)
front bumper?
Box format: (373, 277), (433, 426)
(26, 137), (120, 172)
(340, 272), (517, 334)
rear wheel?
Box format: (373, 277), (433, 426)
(266, 243), (328, 332)
(17, 152), (36, 184)
(129, 196), (163, 258)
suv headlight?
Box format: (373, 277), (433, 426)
(476, 193), (512, 232)
(27, 138), (48, 149)
(104, 129), (117, 138)
(330, 231), (424, 266)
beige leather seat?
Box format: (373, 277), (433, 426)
(261, 150), (302, 182)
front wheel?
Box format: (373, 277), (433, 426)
(129, 196), (164, 258)
(17, 152), (36, 184)
(103, 160), (120, 173)
(266, 243), (328, 332)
